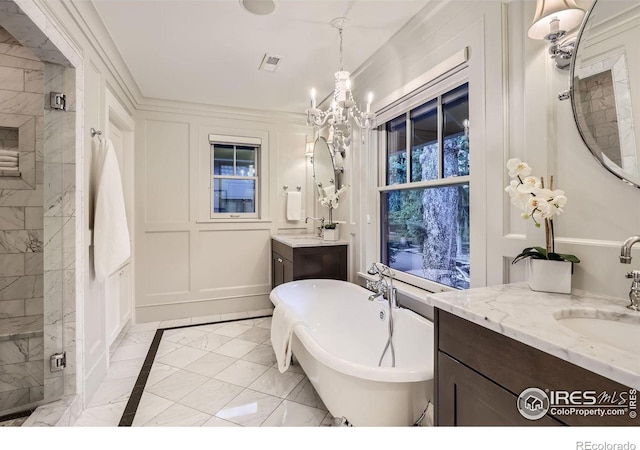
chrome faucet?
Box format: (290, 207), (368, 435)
(619, 236), (640, 311)
(366, 262), (398, 309)
(620, 235), (640, 263)
(305, 216), (325, 237)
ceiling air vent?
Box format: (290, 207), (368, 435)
(259, 54), (283, 72)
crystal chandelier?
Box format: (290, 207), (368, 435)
(306, 17), (374, 154)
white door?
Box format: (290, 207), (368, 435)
(105, 118), (132, 347)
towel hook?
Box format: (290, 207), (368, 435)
(90, 128), (103, 138)
(283, 185), (288, 191)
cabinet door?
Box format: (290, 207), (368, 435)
(272, 252), (293, 288)
(437, 352), (563, 426)
(272, 253), (284, 288)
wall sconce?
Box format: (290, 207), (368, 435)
(528, 0), (586, 70)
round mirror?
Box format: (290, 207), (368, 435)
(312, 137), (341, 197)
(571, 0), (640, 187)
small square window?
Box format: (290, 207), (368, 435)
(210, 141), (259, 218)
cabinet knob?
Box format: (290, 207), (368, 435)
(277, 258), (283, 263)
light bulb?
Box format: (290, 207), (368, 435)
(310, 88), (316, 109)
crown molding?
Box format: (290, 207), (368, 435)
(33, 0), (142, 112)
(136, 96), (308, 125)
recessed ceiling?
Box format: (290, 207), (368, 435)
(92, 0), (429, 113)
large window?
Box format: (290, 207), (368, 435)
(210, 139), (259, 218)
(380, 83), (469, 290)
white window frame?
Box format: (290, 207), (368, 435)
(376, 68), (470, 293)
(209, 134), (261, 219)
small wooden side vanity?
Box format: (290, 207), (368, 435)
(271, 235), (347, 288)
(426, 283), (639, 426)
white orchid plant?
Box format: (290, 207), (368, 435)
(319, 185), (348, 229)
(505, 158), (580, 265)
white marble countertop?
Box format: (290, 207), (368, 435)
(271, 234), (349, 248)
(425, 283), (640, 390)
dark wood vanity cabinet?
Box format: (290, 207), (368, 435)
(434, 308), (636, 426)
(271, 239), (347, 288)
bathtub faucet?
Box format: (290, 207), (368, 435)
(367, 263), (398, 309)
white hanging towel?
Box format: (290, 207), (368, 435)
(286, 191), (302, 221)
(270, 304), (303, 373)
(93, 138), (130, 282)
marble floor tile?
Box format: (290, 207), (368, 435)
(74, 400), (128, 427)
(285, 377), (327, 411)
(120, 330), (156, 346)
(128, 321), (160, 333)
(237, 326), (271, 344)
(214, 360), (269, 388)
(131, 392), (174, 426)
(242, 344), (277, 367)
(280, 359), (305, 374)
(143, 403), (211, 427)
(155, 340), (183, 358)
(212, 322), (253, 338)
(87, 376), (137, 408)
(213, 338), (258, 358)
(248, 367), (304, 399)
(159, 318), (192, 329)
(0, 416), (28, 426)
(103, 357), (145, 382)
(162, 328), (208, 345)
(256, 317), (272, 329)
(215, 389), (282, 426)
(155, 345), (208, 369)
(261, 400), (328, 427)
(146, 362), (180, 387)
(201, 416), (241, 427)
(320, 413), (335, 426)
(178, 378), (243, 415)
(184, 332), (231, 352)
(110, 343), (151, 362)
(191, 322), (225, 333)
(182, 352), (235, 378)
(146, 369), (209, 402)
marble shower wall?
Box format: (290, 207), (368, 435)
(0, 25), (44, 413)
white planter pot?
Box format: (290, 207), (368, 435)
(323, 228), (339, 241)
(527, 258), (572, 294)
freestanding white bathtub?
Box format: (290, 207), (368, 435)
(269, 279), (434, 427)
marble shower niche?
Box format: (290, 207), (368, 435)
(0, 18), (76, 418)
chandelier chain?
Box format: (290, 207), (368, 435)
(338, 27), (344, 71)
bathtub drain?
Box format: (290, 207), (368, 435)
(379, 310), (385, 321)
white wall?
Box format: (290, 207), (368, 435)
(348, 0), (640, 302)
(495, 0), (640, 301)
(134, 104), (312, 322)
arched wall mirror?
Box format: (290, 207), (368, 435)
(312, 136), (342, 198)
(571, 0), (640, 187)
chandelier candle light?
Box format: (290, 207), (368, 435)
(306, 17), (374, 153)
(505, 158), (580, 293)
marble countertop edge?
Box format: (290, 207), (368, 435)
(271, 234), (349, 247)
(424, 283), (640, 390)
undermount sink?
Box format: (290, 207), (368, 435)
(554, 309), (640, 354)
